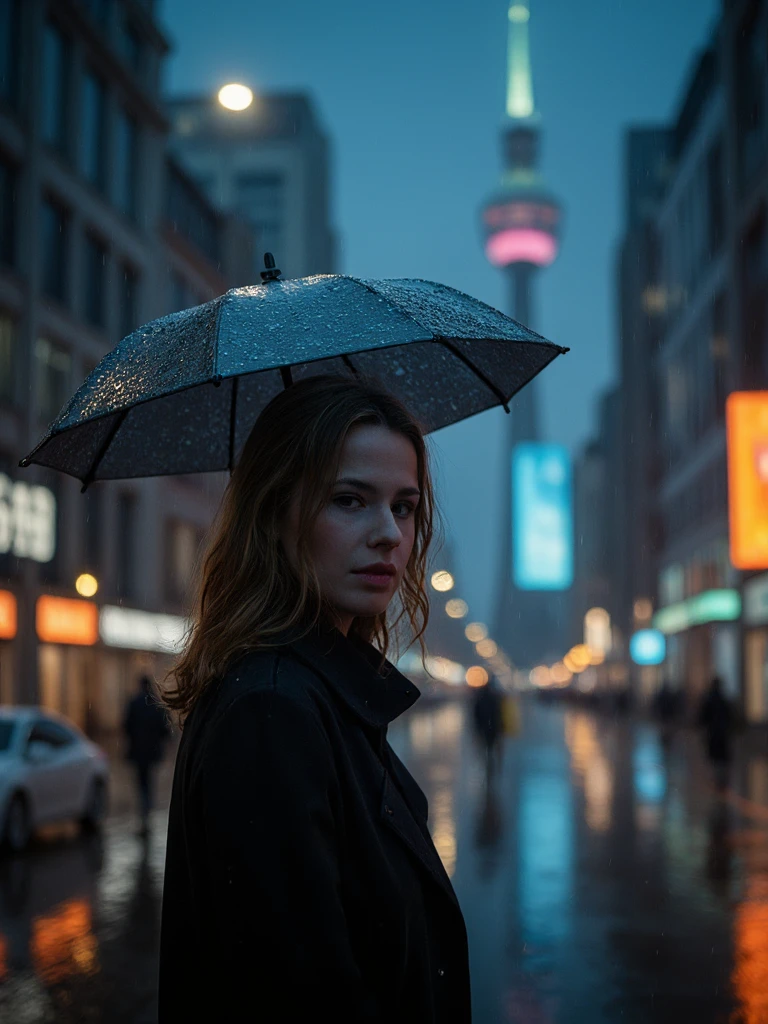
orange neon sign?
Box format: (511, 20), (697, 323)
(727, 392), (768, 570)
(36, 596), (98, 646)
(0, 590), (17, 639)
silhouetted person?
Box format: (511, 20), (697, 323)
(471, 677), (504, 776)
(697, 676), (732, 791)
(653, 681), (678, 751)
(123, 675), (171, 835)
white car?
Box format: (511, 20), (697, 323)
(0, 707), (109, 853)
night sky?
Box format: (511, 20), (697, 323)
(161, 0), (719, 627)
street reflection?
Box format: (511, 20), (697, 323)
(31, 897), (98, 985)
(406, 703), (462, 877)
(564, 711), (613, 833)
(733, 874), (768, 1024)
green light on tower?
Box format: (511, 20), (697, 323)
(506, 0), (534, 119)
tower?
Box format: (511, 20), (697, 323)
(481, 0), (565, 667)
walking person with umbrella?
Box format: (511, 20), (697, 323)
(20, 256), (566, 1022)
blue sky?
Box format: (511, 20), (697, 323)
(161, 0), (719, 625)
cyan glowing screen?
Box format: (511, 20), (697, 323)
(513, 442), (573, 591)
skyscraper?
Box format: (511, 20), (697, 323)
(481, 0), (564, 667)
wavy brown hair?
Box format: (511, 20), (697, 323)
(163, 373), (438, 724)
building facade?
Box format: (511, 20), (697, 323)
(651, 37), (739, 708)
(167, 92), (337, 280)
(616, 126), (673, 685)
(0, 0), (251, 732)
(722, 0), (768, 723)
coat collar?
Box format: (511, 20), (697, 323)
(283, 623), (421, 728)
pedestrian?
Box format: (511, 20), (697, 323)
(122, 674), (171, 836)
(697, 676), (733, 791)
(158, 375), (471, 1023)
(471, 675), (504, 776)
(652, 680), (678, 752)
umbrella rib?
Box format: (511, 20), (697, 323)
(341, 354), (359, 376)
(436, 340), (511, 414)
(228, 376), (239, 473)
(80, 408), (129, 493)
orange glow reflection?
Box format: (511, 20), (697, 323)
(732, 877), (768, 1024)
(31, 898), (99, 984)
(564, 712), (613, 833)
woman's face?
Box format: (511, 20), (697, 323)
(283, 424), (421, 635)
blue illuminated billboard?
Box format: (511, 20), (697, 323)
(512, 442), (573, 591)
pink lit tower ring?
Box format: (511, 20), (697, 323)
(482, 0), (565, 668)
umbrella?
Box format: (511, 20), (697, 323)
(20, 256), (567, 489)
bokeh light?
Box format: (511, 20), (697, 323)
(217, 83), (254, 111)
(529, 664), (552, 687)
(466, 665), (489, 688)
(550, 661), (572, 685)
(431, 570), (455, 592)
(445, 598), (468, 618)
(476, 638), (498, 658)
(465, 622), (488, 643)
(75, 573), (98, 598)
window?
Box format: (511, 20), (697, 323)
(165, 520), (200, 605)
(114, 108), (138, 219)
(712, 293), (728, 420)
(707, 140), (725, 258)
(116, 491), (136, 599)
(78, 0), (111, 26)
(42, 22), (70, 154)
(119, 264), (139, 337)
(235, 172), (284, 269)
(0, 154), (15, 267)
(119, 18), (143, 74)
(166, 161), (219, 261)
(742, 212), (768, 388)
(0, 720), (14, 752)
(82, 484), (102, 574)
(83, 233), (107, 328)
(36, 337), (71, 423)
(28, 718), (75, 750)
(0, 313), (15, 403)
(80, 69), (107, 189)
(0, 0), (20, 111)
(41, 197), (69, 304)
(170, 270), (193, 313)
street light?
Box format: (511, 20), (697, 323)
(75, 573), (98, 598)
(217, 83), (254, 111)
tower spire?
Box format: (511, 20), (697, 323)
(506, 1), (535, 120)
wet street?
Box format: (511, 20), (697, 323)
(1, 698), (768, 1023)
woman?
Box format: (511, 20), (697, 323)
(158, 374), (472, 1023)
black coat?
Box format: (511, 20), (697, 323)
(158, 625), (471, 1023)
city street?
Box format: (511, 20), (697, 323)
(0, 698), (766, 1023)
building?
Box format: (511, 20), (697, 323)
(646, 35), (739, 708)
(0, 0), (252, 731)
(616, 126), (673, 682)
(721, 0), (768, 724)
(480, 0), (565, 668)
(166, 91), (337, 280)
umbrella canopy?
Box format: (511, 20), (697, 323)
(20, 272), (567, 488)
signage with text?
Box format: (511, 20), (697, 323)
(0, 474), (56, 563)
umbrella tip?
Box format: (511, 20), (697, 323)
(261, 252), (282, 283)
